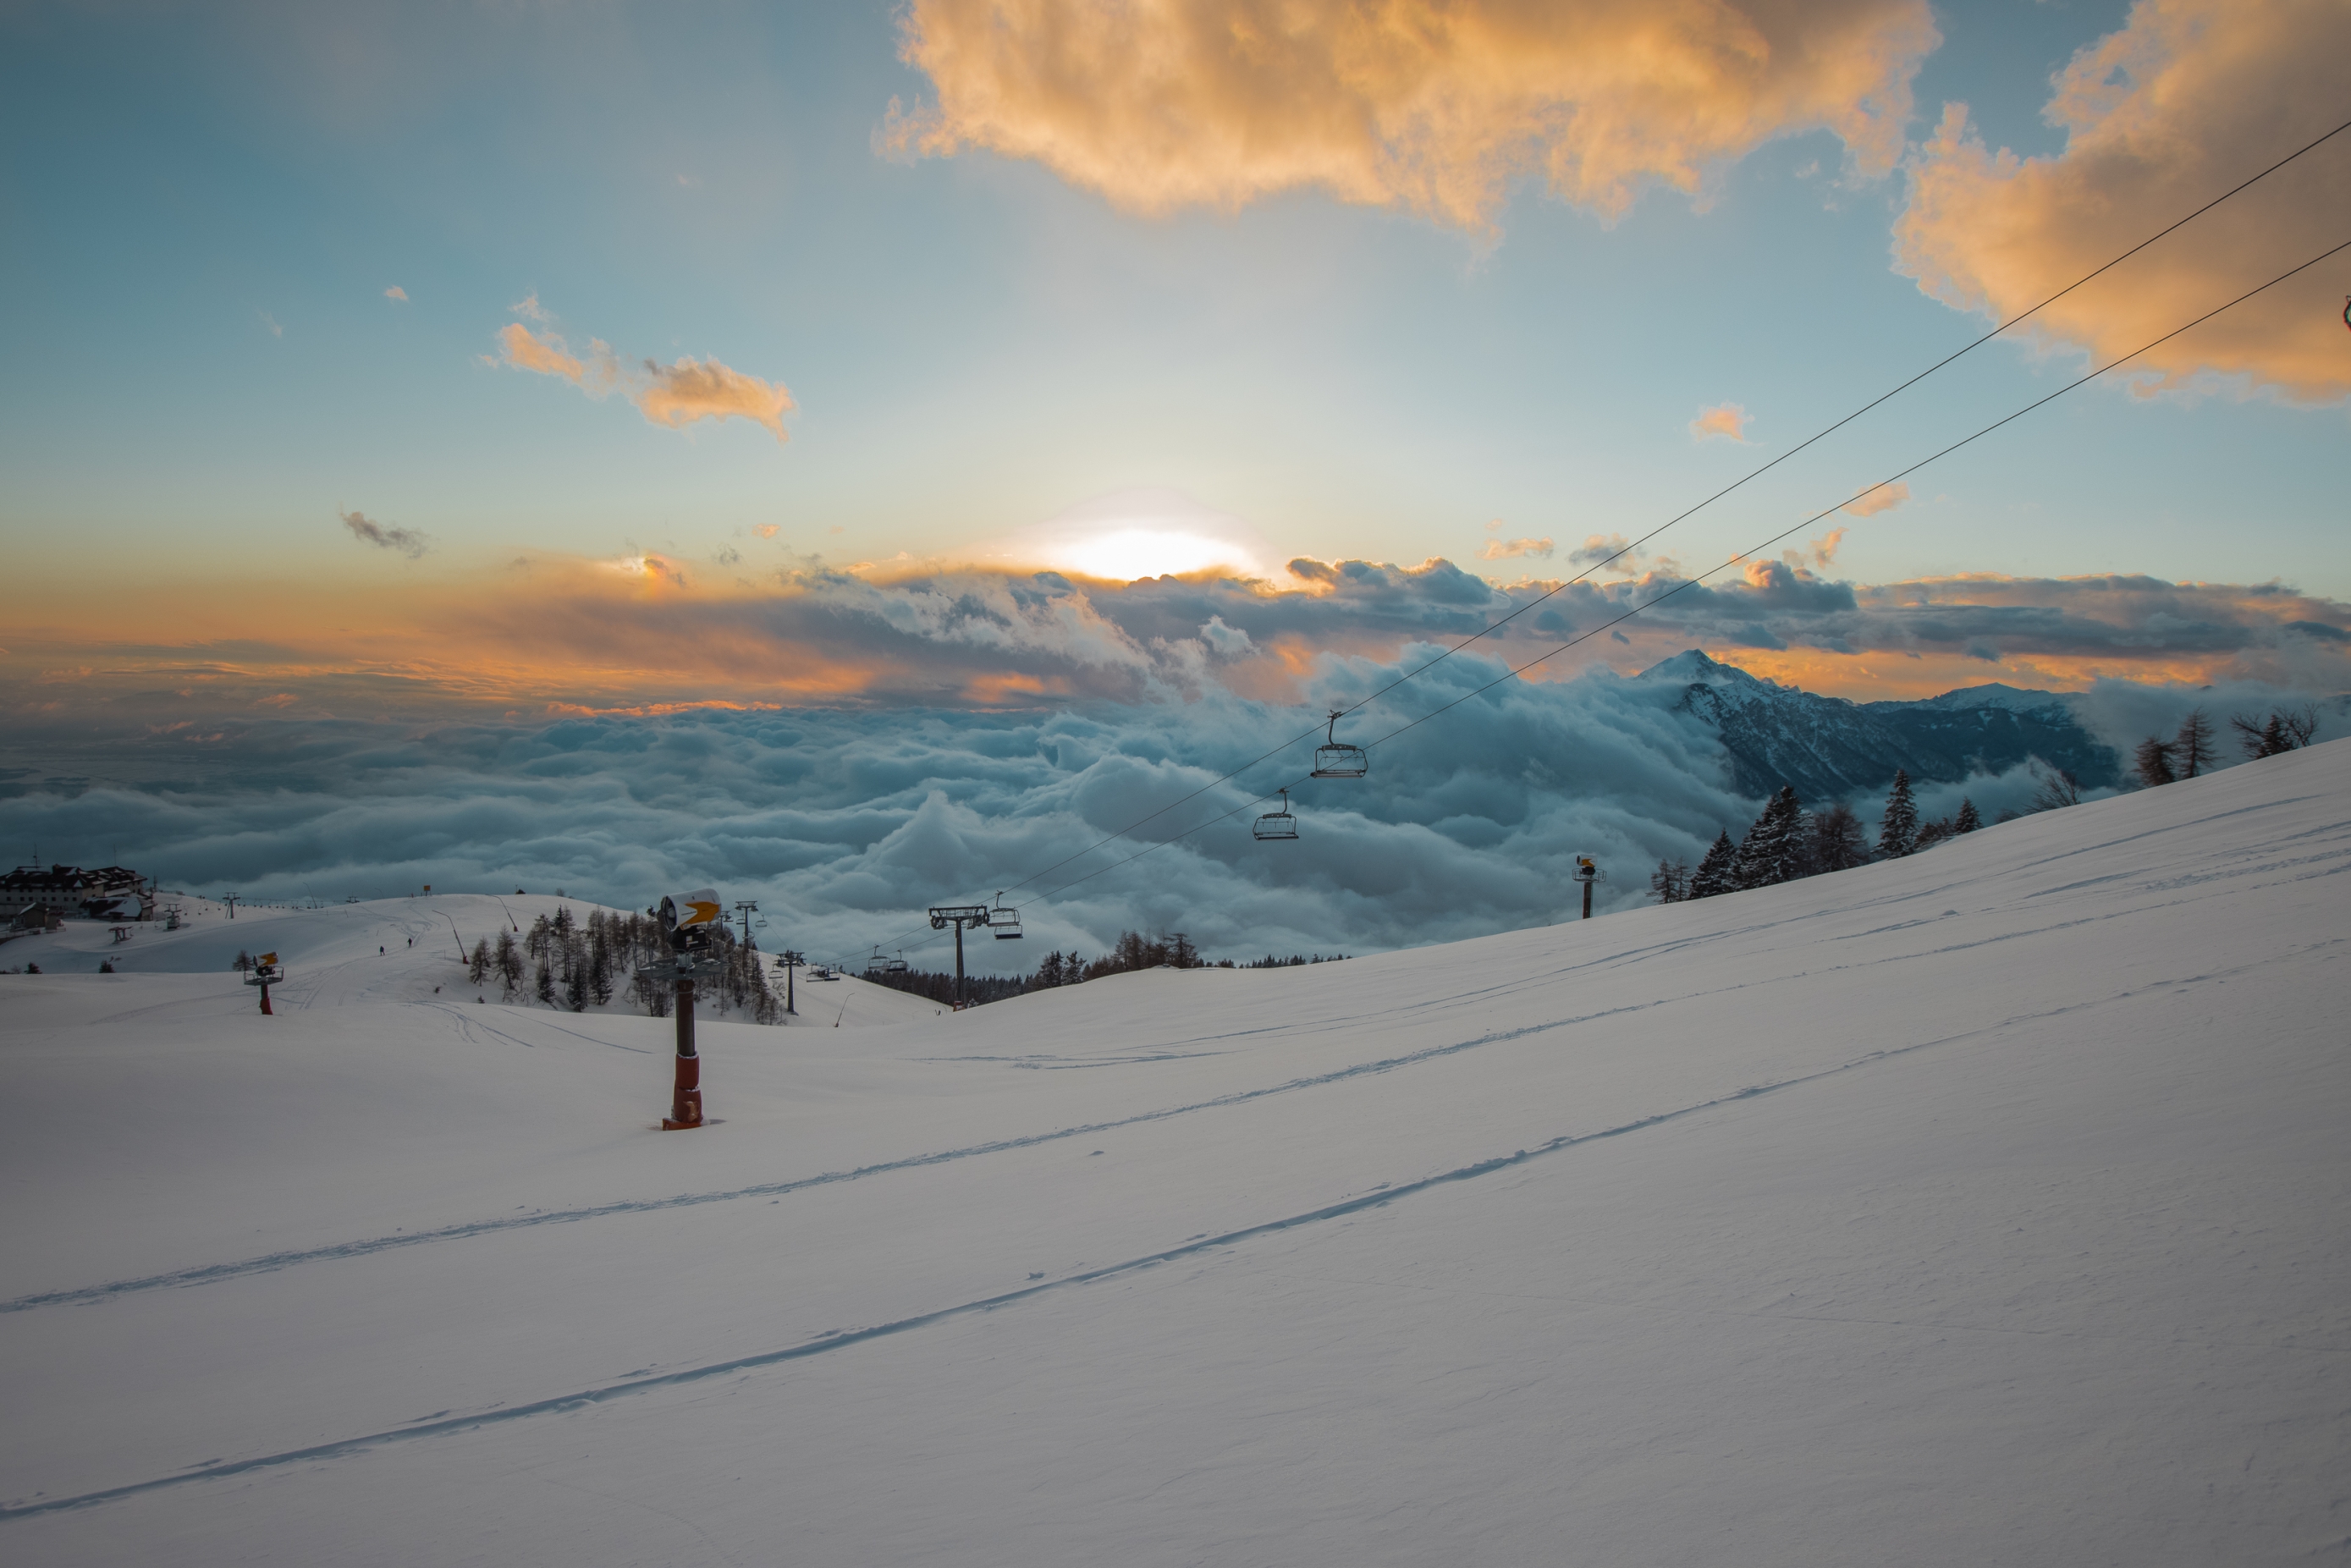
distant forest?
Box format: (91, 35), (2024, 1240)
(1657, 703), (2321, 904)
(860, 929), (1348, 1010)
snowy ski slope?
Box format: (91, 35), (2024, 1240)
(0, 891), (950, 1026)
(1, 742), (2345, 1565)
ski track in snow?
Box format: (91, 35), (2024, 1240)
(7, 873), (2339, 1323)
(0, 987), (2174, 1521)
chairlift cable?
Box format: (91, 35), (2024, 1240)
(1003, 233), (2351, 914)
(1318, 112), (2351, 731)
(1356, 233), (2351, 756)
(950, 117), (2351, 913)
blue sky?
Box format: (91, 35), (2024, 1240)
(3, 0), (2344, 629)
(3, 1), (2348, 957)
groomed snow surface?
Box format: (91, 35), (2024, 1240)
(2, 743), (2345, 1565)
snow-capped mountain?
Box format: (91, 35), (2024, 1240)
(1640, 650), (2118, 802)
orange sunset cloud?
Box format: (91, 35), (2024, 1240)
(1896, 0), (2351, 403)
(496, 310), (792, 441)
(888, 0), (1939, 233)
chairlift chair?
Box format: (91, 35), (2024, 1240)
(988, 893), (1023, 940)
(1253, 787), (1301, 841)
(1311, 709), (1368, 779)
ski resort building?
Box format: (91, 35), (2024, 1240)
(0, 864), (153, 924)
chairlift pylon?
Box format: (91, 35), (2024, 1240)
(988, 892), (1024, 940)
(1253, 787), (1301, 841)
(1311, 709), (1368, 778)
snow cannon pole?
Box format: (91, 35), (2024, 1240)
(663, 977), (702, 1130)
(648, 889), (720, 1131)
(244, 955), (283, 1015)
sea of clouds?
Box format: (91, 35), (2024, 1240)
(8, 635), (2331, 971)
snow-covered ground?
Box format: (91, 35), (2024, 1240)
(0, 891), (949, 1026)
(2, 744), (2345, 1565)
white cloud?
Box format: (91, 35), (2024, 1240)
(1689, 403), (1748, 442)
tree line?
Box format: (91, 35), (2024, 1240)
(1660, 701), (2326, 906)
(859, 928), (1350, 1009)
(2134, 704), (2316, 787)
(461, 907), (785, 1024)
(1651, 768), (1982, 902)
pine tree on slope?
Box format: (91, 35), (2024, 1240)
(1953, 797), (1983, 834)
(1877, 768), (1919, 860)
(1735, 786), (1806, 889)
(1688, 832), (1740, 898)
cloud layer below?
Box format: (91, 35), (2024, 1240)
(4, 635), (2328, 967)
(9, 550), (2344, 740)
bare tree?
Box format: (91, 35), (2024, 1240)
(1811, 803), (1871, 872)
(2133, 735), (2177, 787)
(2174, 708), (2216, 778)
(2231, 705), (2320, 758)
(2029, 762), (2084, 812)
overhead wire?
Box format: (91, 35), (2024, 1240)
(1003, 232), (2351, 916)
(862, 122), (2351, 958)
(954, 114), (2351, 919)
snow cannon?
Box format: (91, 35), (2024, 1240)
(638, 890), (725, 1130)
(243, 952), (285, 1015)
(653, 889), (723, 950)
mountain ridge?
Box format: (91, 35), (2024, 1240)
(1637, 649), (2120, 802)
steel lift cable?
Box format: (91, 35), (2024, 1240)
(1007, 233), (2351, 914)
(961, 114), (2351, 911)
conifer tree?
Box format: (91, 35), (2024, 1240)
(534, 959), (555, 1007)
(2174, 708), (2216, 778)
(1735, 787), (1805, 889)
(1688, 831), (1739, 898)
(467, 938), (491, 987)
(1953, 797), (1982, 834)
(1877, 768), (1919, 859)
(1810, 803), (1870, 872)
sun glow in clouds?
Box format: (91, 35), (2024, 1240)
(1012, 488), (1270, 581)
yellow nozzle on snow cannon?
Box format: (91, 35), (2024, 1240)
(656, 889), (723, 945)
